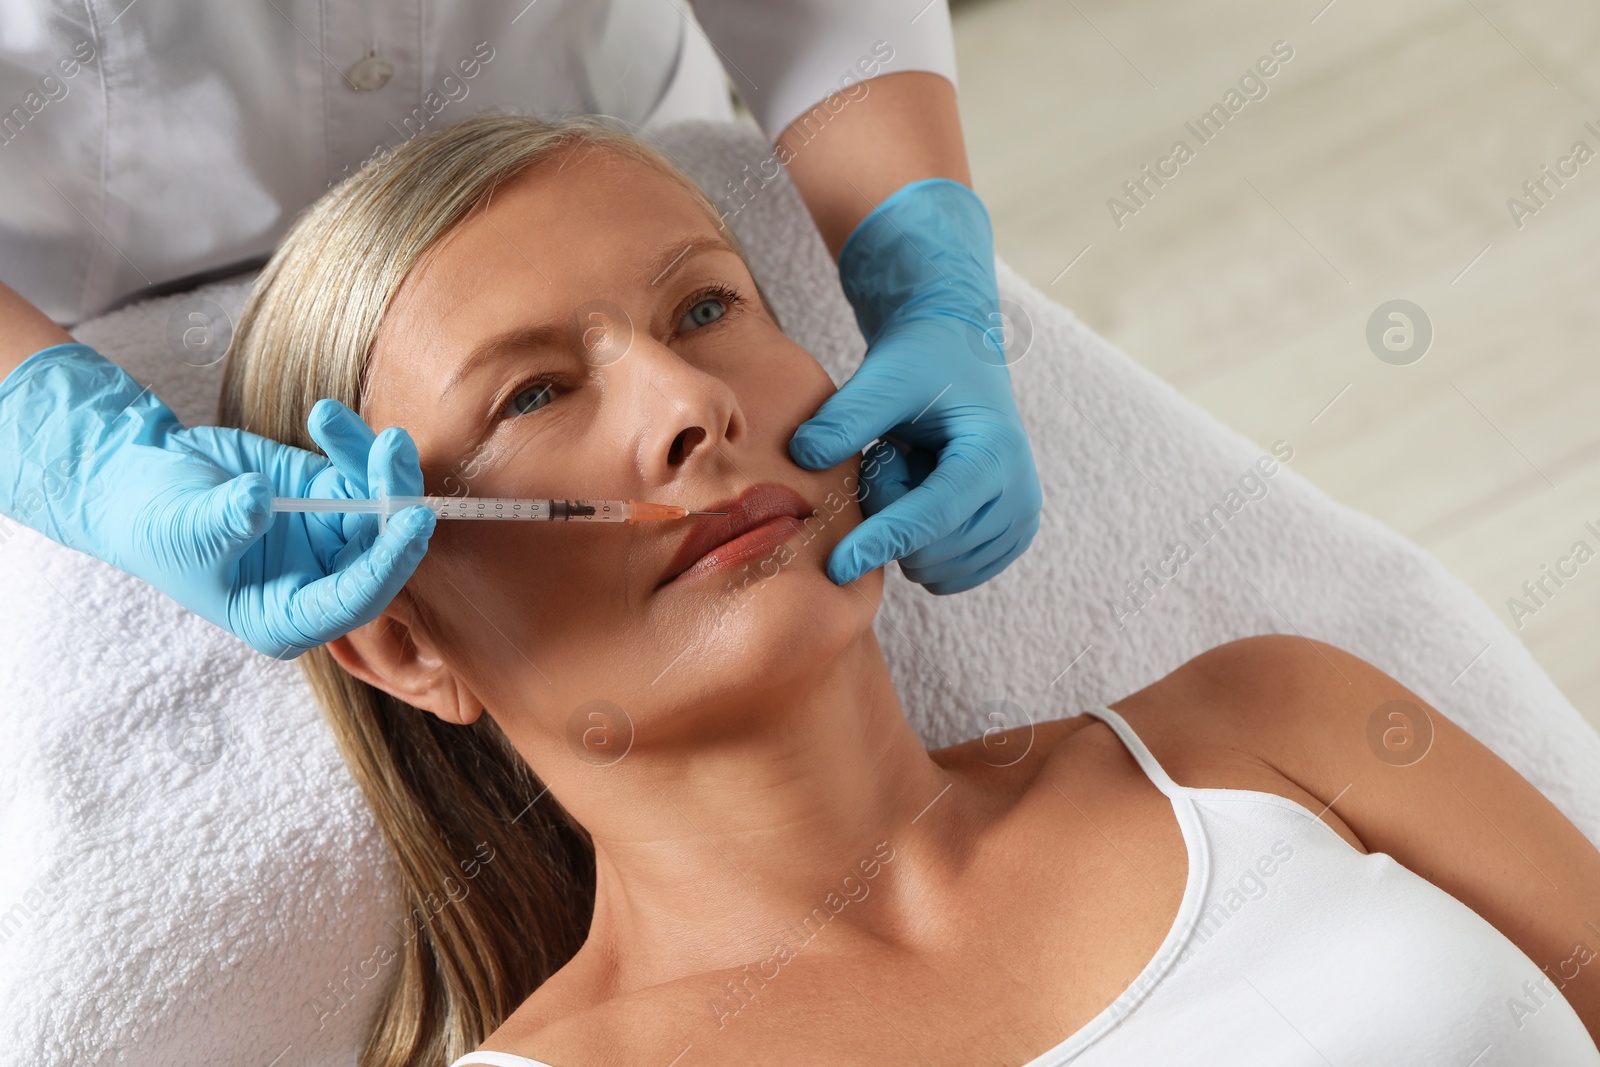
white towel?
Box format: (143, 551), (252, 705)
(1, 119), (1595, 1066)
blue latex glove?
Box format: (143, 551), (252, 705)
(790, 178), (1043, 593)
(0, 342), (436, 658)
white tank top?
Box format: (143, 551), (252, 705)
(451, 705), (1600, 1066)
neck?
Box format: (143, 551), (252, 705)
(521, 628), (974, 989)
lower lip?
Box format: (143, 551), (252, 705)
(670, 516), (807, 584)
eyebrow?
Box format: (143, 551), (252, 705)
(439, 233), (736, 400)
(637, 234), (733, 288)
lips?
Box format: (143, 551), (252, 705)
(660, 482), (815, 587)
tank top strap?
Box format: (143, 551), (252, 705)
(1080, 706), (1189, 801)
(449, 1052), (556, 1067)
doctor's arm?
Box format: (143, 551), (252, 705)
(0, 280), (72, 371)
(0, 278), (435, 658)
(775, 70), (971, 259)
(688, 0), (1042, 593)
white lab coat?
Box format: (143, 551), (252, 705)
(0, 0), (956, 326)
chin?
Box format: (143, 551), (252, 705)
(655, 559), (878, 687)
(705, 536), (879, 620)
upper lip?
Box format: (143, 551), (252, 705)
(660, 482), (815, 586)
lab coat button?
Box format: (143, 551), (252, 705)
(347, 51), (394, 91)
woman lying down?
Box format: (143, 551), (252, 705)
(217, 111), (1600, 1066)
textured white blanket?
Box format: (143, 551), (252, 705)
(1, 119), (1595, 1065)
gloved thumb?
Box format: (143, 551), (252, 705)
(791, 357), (920, 471)
(195, 472), (274, 555)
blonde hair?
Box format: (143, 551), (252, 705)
(217, 110), (763, 1065)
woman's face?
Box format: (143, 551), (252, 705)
(349, 142), (881, 755)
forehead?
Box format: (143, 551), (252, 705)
(367, 145), (727, 405)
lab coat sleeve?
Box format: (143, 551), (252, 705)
(685, 0), (959, 141)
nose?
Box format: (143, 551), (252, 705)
(613, 336), (742, 485)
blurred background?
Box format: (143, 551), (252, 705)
(750, 0), (1600, 730)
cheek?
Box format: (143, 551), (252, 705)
(407, 522), (647, 704)
(423, 431), (545, 499)
(734, 339), (837, 424)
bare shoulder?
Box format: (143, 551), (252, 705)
(1114, 633), (1370, 729)
(1105, 634), (1429, 789)
(1111, 634), (1600, 1039)
(930, 636), (1356, 809)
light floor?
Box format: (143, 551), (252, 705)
(945, 0), (1600, 730)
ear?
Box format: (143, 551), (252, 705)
(326, 590), (484, 726)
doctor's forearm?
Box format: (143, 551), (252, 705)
(0, 281), (73, 381)
(776, 70), (972, 261)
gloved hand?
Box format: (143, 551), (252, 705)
(790, 178), (1043, 593)
(0, 342), (436, 658)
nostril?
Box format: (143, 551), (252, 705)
(668, 426), (705, 467)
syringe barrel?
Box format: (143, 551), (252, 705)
(425, 496), (555, 520)
(422, 497), (625, 521)
(269, 496), (639, 521)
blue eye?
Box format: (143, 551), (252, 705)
(503, 379), (557, 418)
(680, 295), (726, 330)
(677, 283), (743, 332)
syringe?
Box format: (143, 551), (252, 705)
(270, 496), (727, 524)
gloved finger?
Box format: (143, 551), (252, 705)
(855, 439), (916, 515)
(825, 443), (1004, 585)
(790, 355), (927, 470)
(367, 425), (426, 498)
(326, 429), (423, 571)
(306, 398), (378, 494)
(330, 512), (378, 573)
(343, 426), (428, 555)
(918, 516), (1040, 595)
(896, 491), (1014, 574)
(285, 504), (437, 648)
(175, 471), (275, 565)
(308, 405), (424, 553)
(857, 436), (1017, 574)
(855, 438), (1006, 576)
(901, 509), (1035, 589)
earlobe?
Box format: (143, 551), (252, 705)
(325, 596), (484, 726)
